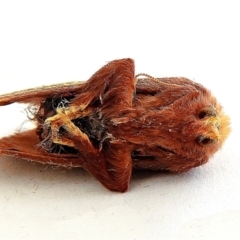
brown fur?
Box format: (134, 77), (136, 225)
(0, 59), (230, 192)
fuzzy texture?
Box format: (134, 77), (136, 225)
(0, 59), (230, 192)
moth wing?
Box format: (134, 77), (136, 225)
(0, 129), (82, 168)
(0, 81), (86, 106)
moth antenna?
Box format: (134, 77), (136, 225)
(135, 73), (161, 84)
(136, 73), (194, 89)
(135, 73), (156, 79)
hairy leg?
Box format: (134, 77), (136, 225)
(45, 58), (135, 147)
(43, 58), (135, 191)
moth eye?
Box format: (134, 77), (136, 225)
(197, 136), (215, 146)
(198, 106), (217, 119)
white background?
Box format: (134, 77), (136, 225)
(0, 1), (239, 239)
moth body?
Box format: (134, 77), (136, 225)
(0, 59), (230, 191)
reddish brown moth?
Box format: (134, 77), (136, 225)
(0, 59), (230, 192)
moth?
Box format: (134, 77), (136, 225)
(0, 58), (230, 192)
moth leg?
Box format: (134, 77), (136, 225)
(95, 59), (136, 109)
(44, 91), (95, 146)
(64, 58), (136, 117)
(62, 117), (96, 153)
(45, 90), (93, 122)
(69, 133), (132, 192)
(55, 91), (95, 120)
(45, 58), (135, 145)
(48, 59), (135, 122)
(45, 106), (92, 132)
(100, 144), (132, 192)
(53, 111), (132, 191)
(45, 114), (131, 191)
(45, 111), (95, 151)
(50, 132), (75, 147)
(44, 112), (74, 147)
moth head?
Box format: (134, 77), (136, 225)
(195, 106), (230, 147)
(157, 88), (231, 172)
